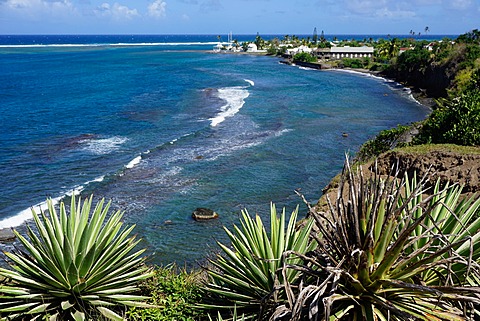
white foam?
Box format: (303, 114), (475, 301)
(244, 79), (255, 86)
(0, 174), (106, 229)
(126, 156), (142, 169)
(0, 42), (219, 49)
(81, 136), (127, 155)
(275, 128), (293, 137)
(331, 68), (388, 82)
(210, 86), (250, 127)
(299, 66), (317, 71)
(0, 196), (62, 229)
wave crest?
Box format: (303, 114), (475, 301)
(210, 86), (250, 127)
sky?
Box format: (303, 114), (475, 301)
(0, 0), (479, 35)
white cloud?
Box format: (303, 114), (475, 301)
(1, 0), (78, 18)
(3, 0), (75, 11)
(450, 0), (472, 10)
(148, 0), (166, 18)
(343, 0), (417, 19)
(375, 7), (415, 18)
(5, 0), (30, 9)
(95, 2), (139, 20)
(199, 0), (222, 12)
(345, 0), (387, 15)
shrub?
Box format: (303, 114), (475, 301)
(293, 52), (317, 63)
(341, 58), (363, 69)
(127, 264), (203, 321)
(0, 195), (152, 321)
(415, 87), (480, 146)
(356, 124), (412, 162)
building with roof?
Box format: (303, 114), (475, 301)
(314, 46), (374, 60)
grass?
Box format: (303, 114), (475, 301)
(392, 143), (480, 155)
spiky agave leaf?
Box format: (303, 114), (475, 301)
(201, 204), (315, 319)
(275, 158), (480, 321)
(395, 173), (480, 286)
(0, 195), (153, 321)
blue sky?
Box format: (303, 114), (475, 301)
(1, 0), (478, 35)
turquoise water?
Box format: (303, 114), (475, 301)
(0, 35), (430, 265)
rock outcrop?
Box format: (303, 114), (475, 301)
(192, 208), (219, 221)
(317, 145), (480, 211)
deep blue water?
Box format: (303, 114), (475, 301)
(0, 35), (431, 266)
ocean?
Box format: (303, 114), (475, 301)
(0, 34), (431, 266)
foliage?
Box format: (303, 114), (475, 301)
(355, 124), (412, 161)
(415, 87), (480, 146)
(0, 195), (152, 321)
(292, 52), (317, 63)
(316, 41), (331, 49)
(375, 37), (400, 61)
(201, 204), (315, 319)
(340, 58), (364, 69)
(395, 45), (431, 74)
(254, 35), (265, 50)
(126, 264), (203, 321)
(266, 46), (277, 56)
(457, 29), (480, 44)
(208, 307), (245, 321)
(274, 160), (480, 321)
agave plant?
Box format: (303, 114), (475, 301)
(275, 160), (480, 321)
(398, 174), (480, 287)
(208, 306), (245, 321)
(0, 195), (153, 321)
(202, 204), (315, 319)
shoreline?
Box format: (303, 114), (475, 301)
(277, 59), (437, 110)
(332, 67), (437, 109)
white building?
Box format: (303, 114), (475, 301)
(247, 43), (258, 52)
(315, 46), (374, 60)
(286, 45), (313, 56)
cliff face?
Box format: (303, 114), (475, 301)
(382, 42), (480, 98)
(317, 146), (480, 212)
(374, 149), (480, 195)
(382, 63), (451, 98)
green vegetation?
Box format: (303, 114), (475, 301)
(292, 51), (317, 63)
(340, 57), (369, 69)
(272, 161), (480, 320)
(355, 124), (412, 162)
(414, 83), (480, 145)
(1, 30), (480, 321)
(0, 196), (152, 321)
(358, 30), (480, 160)
(201, 204), (315, 319)
(392, 143), (480, 155)
(375, 37), (400, 61)
(126, 264), (203, 321)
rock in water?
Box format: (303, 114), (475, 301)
(192, 208), (219, 221)
(0, 229), (16, 242)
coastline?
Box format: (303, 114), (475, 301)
(0, 48), (433, 247)
(276, 58), (437, 110)
(327, 67), (437, 109)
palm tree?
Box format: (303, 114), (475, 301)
(376, 38), (400, 60)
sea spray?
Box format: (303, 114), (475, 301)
(210, 84), (250, 127)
